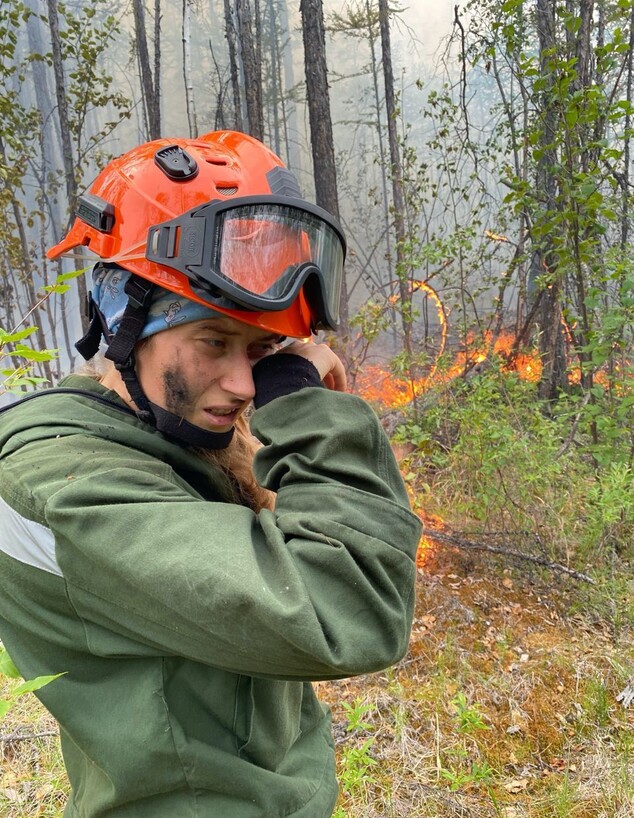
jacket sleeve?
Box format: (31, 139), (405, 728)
(43, 388), (421, 680)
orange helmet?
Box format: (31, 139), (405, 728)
(48, 131), (346, 338)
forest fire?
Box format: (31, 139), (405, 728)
(353, 332), (543, 566)
(354, 332), (542, 410)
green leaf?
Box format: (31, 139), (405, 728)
(0, 326), (37, 344)
(0, 648), (21, 679)
(12, 672), (66, 696)
(11, 345), (59, 362)
(42, 284), (71, 294)
(0, 699), (12, 719)
(55, 267), (89, 282)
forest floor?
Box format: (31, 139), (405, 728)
(1, 544), (634, 817)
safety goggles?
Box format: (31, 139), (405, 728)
(145, 195), (346, 330)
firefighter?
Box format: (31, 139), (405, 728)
(0, 131), (420, 817)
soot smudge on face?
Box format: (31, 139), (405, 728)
(162, 367), (194, 417)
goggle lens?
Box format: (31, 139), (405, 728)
(146, 197), (346, 329)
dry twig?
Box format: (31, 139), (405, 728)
(0, 730), (58, 743)
(422, 526), (595, 584)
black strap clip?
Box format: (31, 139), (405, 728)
(75, 292), (112, 360)
(105, 276), (155, 367)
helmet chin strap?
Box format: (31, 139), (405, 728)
(77, 272), (234, 450)
(115, 354), (234, 450)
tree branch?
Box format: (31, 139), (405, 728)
(422, 527), (596, 584)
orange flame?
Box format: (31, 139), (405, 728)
(355, 332), (542, 410)
(417, 511), (446, 567)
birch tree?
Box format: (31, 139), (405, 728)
(182, 0), (198, 137)
(45, 0), (85, 332)
(0, 0), (131, 377)
(378, 0), (412, 355)
(328, 1), (394, 293)
(277, 0), (301, 173)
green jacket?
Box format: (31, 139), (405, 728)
(0, 374), (420, 817)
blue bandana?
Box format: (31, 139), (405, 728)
(93, 265), (219, 340)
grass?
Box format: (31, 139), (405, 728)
(0, 686), (67, 817)
(322, 546), (634, 817)
(2, 555), (634, 817)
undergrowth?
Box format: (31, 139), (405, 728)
(392, 362), (634, 628)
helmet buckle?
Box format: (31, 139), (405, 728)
(124, 276), (155, 310)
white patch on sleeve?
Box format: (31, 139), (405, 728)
(0, 494), (62, 576)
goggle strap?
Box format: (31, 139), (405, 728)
(147, 218), (205, 269)
(148, 223), (180, 262)
(104, 276), (155, 367)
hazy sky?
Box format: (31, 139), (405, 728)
(324, 0), (460, 64)
(398, 0), (458, 55)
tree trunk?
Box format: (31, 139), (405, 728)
(622, 3), (634, 249)
(365, 0), (392, 291)
(300, 0), (349, 339)
(254, 0), (262, 126)
(182, 0), (198, 138)
(267, 0), (281, 154)
(378, 0), (412, 359)
(236, 0), (263, 139)
(132, 0), (160, 139)
(26, 4), (60, 170)
(277, 0), (301, 174)
(0, 134), (54, 384)
(224, 0), (244, 131)
(153, 0), (162, 137)
(535, 0), (566, 402)
(45, 0), (88, 334)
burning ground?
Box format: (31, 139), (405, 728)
(320, 333), (634, 816)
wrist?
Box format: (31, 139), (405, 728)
(252, 353), (322, 409)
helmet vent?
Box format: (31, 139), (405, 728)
(216, 186), (238, 196)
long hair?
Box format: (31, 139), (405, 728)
(201, 412), (275, 512)
(80, 357), (275, 513)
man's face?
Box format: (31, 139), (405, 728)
(134, 315), (280, 431)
